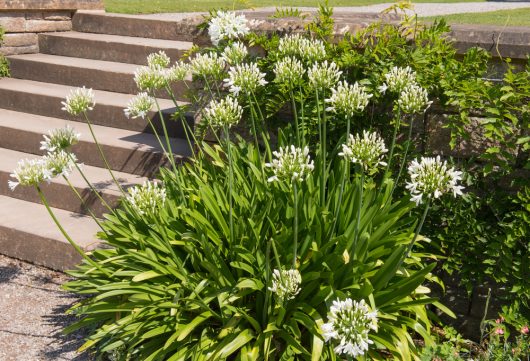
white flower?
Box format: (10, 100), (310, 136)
(202, 96), (243, 129)
(43, 150), (78, 178)
(273, 56), (305, 88)
(40, 126), (81, 153)
(382, 66), (417, 94)
(147, 50), (171, 69)
(124, 92), (155, 119)
(224, 62), (267, 96)
(61, 87), (95, 116)
(278, 34), (326, 62)
(166, 61), (190, 82)
(308, 61), (342, 90)
(321, 298), (378, 358)
(134, 65), (168, 91)
(268, 269), (302, 301)
(8, 158), (52, 191)
(221, 42), (248, 65)
(325, 81), (372, 117)
(406, 155), (464, 205)
(126, 180), (167, 215)
(265, 145), (314, 183)
(190, 52), (226, 79)
(339, 131), (388, 174)
(397, 83), (432, 114)
(208, 11), (250, 46)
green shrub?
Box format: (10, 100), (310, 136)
(0, 26), (9, 77)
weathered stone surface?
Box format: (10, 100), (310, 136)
(0, 13), (25, 32)
(0, 44), (38, 55)
(0, 0), (103, 11)
(25, 19), (71, 32)
(1, 33), (37, 47)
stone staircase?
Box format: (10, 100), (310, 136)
(0, 11), (196, 270)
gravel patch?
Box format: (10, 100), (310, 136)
(0, 254), (91, 361)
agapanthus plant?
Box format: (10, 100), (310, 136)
(224, 62), (268, 96)
(40, 125), (80, 153)
(208, 11), (250, 46)
(61, 86), (95, 115)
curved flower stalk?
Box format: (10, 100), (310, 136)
(379, 65), (417, 94)
(221, 42), (248, 65)
(126, 180), (167, 216)
(40, 125), (80, 153)
(268, 268), (302, 302)
(278, 34), (327, 63)
(322, 298), (378, 358)
(208, 11), (250, 46)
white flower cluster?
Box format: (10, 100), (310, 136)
(8, 158), (52, 191)
(43, 150), (78, 178)
(326, 81), (372, 117)
(266, 145), (314, 183)
(126, 180), (167, 215)
(278, 34), (326, 63)
(134, 65), (168, 91)
(190, 52), (226, 79)
(208, 11), (250, 46)
(273, 56), (305, 87)
(406, 156), (464, 205)
(339, 131), (388, 174)
(221, 42), (248, 65)
(224, 62), (268, 96)
(61, 87), (95, 116)
(268, 269), (302, 301)
(397, 83), (432, 114)
(380, 66), (417, 94)
(147, 50), (171, 69)
(203, 96), (243, 129)
(124, 92), (155, 119)
(40, 125), (80, 153)
(308, 61), (342, 90)
(166, 61), (190, 82)
(321, 298), (378, 358)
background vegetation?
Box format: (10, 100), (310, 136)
(0, 26), (10, 77)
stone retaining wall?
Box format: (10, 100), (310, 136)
(0, 0), (103, 55)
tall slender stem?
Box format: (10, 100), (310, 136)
(293, 183), (299, 269)
(385, 106), (401, 177)
(225, 125), (234, 246)
(83, 112), (125, 196)
(330, 159), (348, 239)
(315, 89), (325, 207)
(248, 95), (260, 150)
(152, 97), (178, 174)
(353, 172), (364, 256)
(290, 89), (300, 147)
(62, 175), (106, 232)
(36, 186), (111, 276)
(392, 115), (414, 197)
(165, 84), (197, 159)
(405, 200), (430, 259)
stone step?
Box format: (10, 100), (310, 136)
(73, 11), (206, 43)
(0, 78), (195, 137)
(0, 148), (145, 217)
(0, 109), (191, 176)
(38, 31), (193, 65)
(6, 53), (188, 100)
(0, 195), (100, 271)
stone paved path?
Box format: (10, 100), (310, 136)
(140, 2), (530, 20)
(0, 254), (90, 361)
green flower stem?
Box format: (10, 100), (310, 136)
(293, 182), (299, 269)
(164, 84), (198, 159)
(299, 85), (306, 148)
(250, 91), (272, 161)
(152, 97), (178, 174)
(315, 89), (325, 207)
(405, 199), (431, 260)
(385, 106), (402, 178)
(247, 94), (260, 151)
(36, 186), (111, 277)
(62, 175), (106, 232)
(69, 154), (114, 213)
(290, 89), (300, 147)
(83, 112), (125, 196)
(224, 125), (234, 246)
(391, 114), (415, 198)
(353, 171), (365, 256)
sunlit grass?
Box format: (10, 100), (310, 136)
(423, 7), (530, 27)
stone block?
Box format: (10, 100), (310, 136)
(2, 33), (37, 47)
(0, 13), (25, 33)
(25, 12), (44, 20)
(43, 11), (72, 21)
(25, 19), (71, 32)
(0, 44), (39, 56)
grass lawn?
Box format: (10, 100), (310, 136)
(103, 0), (483, 14)
(423, 7), (530, 27)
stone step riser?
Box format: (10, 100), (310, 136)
(7, 56), (187, 101)
(0, 85), (193, 137)
(73, 12), (206, 43)
(0, 124), (171, 177)
(39, 32), (191, 66)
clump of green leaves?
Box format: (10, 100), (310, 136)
(0, 26), (10, 77)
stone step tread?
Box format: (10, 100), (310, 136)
(0, 195), (100, 251)
(0, 108), (192, 158)
(40, 31), (194, 52)
(0, 147), (146, 197)
(0, 78), (181, 109)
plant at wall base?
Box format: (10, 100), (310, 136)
(0, 26), (10, 77)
